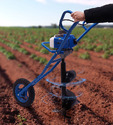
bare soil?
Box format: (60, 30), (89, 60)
(0, 41), (113, 125)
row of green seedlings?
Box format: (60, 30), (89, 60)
(0, 39), (48, 64)
(28, 37), (113, 59)
(0, 33), (41, 52)
(1, 27), (58, 47)
(0, 46), (48, 64)
(0, 36), (42, 55)
(34, 42), (91, 60)
(27, 40), (90, 59)
(23, 42), (54, 56)
(79, 52), (90, 60)
(0, 38), (107, 60)
(30, 54), (48, 65)
(0, 33), (39, 54)
(34, 44), (54, 55)
(73, 43), (113, 59)
(0, 28), (57, 54)
(0, 29), (68, 56)
(20, 28), (59, 44)
(1, 27), (113, 57)
(0, 46), (15, 59)
(0, 33), (23, 45)
(0, 39), (30, 55)
(1, 36), (50, 55)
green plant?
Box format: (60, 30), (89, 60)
(80, 43), (86, 49)
(14, 41), (22, 45)
(33, 56), (41, 61)
(39, 57), (48, 64)
(11, 44), (20, 50)
(73, 46), (80, 51)
(79, 52), (90, 59)
(110, 48), (113, 55)
(105, 50), (110, 55)
(4, 51), (16, 59)
(0, 46), (6, 53)
(41, 36), (45, 41)
(85, 44), (96, 51)
(18, 48), (30, 55)
(0, 47), (15, 59)
(30, 54), (37, 58)
(27, 45), (33, 48)
(40, 49), (49, 54)
(17, 114), (27, 125)
(102, 44), (110, 51)
(94, 45), (103, 52)
(101, 53), (109, 59)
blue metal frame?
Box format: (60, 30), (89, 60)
(18, 10), (98, 96)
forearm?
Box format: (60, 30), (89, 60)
(84, 4), (113, 23)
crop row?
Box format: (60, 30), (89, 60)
(0, 27), (113, 46)
(0, 38), (48, 64)
(0, 46), (15, 59)
(0, 27), (113, 59)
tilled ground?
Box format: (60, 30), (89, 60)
(0, 41), (113, 125)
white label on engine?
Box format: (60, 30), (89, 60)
(50, 37), (55, 48)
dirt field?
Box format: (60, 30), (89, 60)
(0, 41), (113, 125)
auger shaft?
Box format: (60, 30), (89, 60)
(61, 58), (67, 118)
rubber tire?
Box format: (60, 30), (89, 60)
(13, 78), (35, 107)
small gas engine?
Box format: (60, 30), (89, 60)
(50, 30), (77, 49)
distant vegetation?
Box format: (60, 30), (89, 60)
(0, 25), (113, 60)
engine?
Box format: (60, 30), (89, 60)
(50, 30), (77, 49)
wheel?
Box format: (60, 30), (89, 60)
(13, 78), (35, 107)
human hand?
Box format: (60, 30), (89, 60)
(71, 11), (85, 22)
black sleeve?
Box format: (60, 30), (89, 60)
(84, 4), (113, 23)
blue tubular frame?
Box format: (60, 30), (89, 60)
(19, 53), (61, 96)
(18, 10), (98, 96)
(77, 22), (98, 42)
(41, 42), (56, 53)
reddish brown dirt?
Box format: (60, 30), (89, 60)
(0, 41), (113, 125)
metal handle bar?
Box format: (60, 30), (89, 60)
(82, 21), (87, 30)
(76, 22), (98, 42)
(41, 42), (56, 53)
(41, 42), (64, 54)
(59, 10), (77, 32)
(42, 10), (98, 54)
(41, 22), (98, 54)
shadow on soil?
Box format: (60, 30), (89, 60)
(27, 106), (45, 125)
(80, 104), (113, 125)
